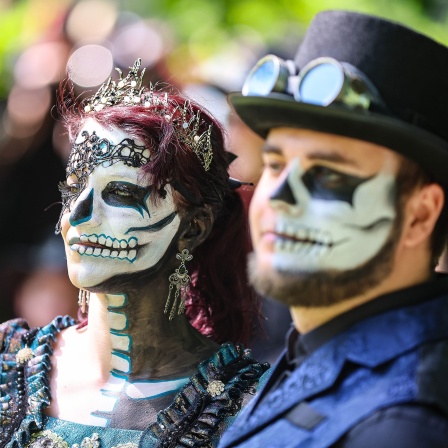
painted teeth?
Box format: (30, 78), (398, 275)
(274, 240), (282, 252)
(277, 222), (286, 234)
(274, 239), (328, 257)
(273, 224), (333, 258)
(296, 228), (306, 240)
(276, 223), (333, 246)
(71, 235), (140, 262)
(322, 232), (332, 247)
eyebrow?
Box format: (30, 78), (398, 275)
(262, 143), (359, 167)
(307, 150), (359, 167)
(261, 143), (282, 154)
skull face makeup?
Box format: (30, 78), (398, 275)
(60, 119), (181, 289)
(250, 128), (403, 307)
(270, 158), (396, 272)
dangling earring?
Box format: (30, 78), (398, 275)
(164, 249), (193, 320)
(78, 289), (90, 314)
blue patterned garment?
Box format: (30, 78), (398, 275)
(0, 317), (269, 448)
(219, 283), (448, 448)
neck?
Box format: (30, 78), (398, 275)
(290, 253), (433, 334)
(85, 275), (218, 380)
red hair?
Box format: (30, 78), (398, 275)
(57, 81), (258, 344)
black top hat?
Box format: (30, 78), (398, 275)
(229, 10), (448, 186)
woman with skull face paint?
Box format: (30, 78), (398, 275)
(0, 60), (269, 448)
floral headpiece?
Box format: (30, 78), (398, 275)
(82, 58), (213, 171)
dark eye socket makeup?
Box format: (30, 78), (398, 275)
(106, 182), (139, 198)
(102, 181), (152, 217)
(302, 165), (373, 205)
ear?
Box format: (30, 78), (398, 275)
(178, 205), (214, 252)
(401, 183), (444, 249)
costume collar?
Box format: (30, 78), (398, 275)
(288, 274), (448, 362)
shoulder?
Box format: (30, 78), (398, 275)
(142, 343), (270, 447)
(200, 343), (270, 385)
(0, 318), (30, 354)
(335, 404), (448, 448)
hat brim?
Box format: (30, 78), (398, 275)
(229, 93), (448, 187)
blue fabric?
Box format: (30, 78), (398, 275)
(219, 294), (448, 448)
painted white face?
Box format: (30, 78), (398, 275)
(250, 128), (401, 278)
(60, 119), (181, 288)
(270, 158), (396, 272)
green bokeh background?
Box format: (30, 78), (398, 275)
(0, 0), (447, 98)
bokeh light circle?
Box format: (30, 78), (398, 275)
(67, 45), (113, 87)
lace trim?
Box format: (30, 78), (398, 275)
(28, 430), (69, 448)
(28, 430), (138, 448)
(1, 316), (76, 448)
(145, 343), (269, 448)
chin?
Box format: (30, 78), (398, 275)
(67, 260), (113, 289)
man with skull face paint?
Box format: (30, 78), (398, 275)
(219, 10), (448, 448)
(0, 60), (269, 447)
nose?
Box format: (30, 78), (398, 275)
(269, 177), (297, 205)
(69, 188), (94, 227)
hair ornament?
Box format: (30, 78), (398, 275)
(83, 58), (213, 171)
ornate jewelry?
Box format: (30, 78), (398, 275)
(55, 131), (150, 233)
(164, 249), (193, 320)
(72, 433), (100, 448)
(78, 289), (90, 314)
(28, 430), (69, 448)
(207, 380), (225, 397)
(16, 347), (33, 365)
(83, 58), (213, 172)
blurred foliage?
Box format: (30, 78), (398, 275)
(0, 0), (71, 97)
(0, 0), (447, 97)
(125, 0), (448, 49)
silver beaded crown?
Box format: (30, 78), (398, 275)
(82, 58), (213, 171)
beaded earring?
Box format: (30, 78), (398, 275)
(164, 249), (193, 320)
(78, 289), (90, 314)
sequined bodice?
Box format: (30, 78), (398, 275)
(30, 416), (141, 448)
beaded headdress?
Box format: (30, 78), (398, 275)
(82, 58), (213, 172)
